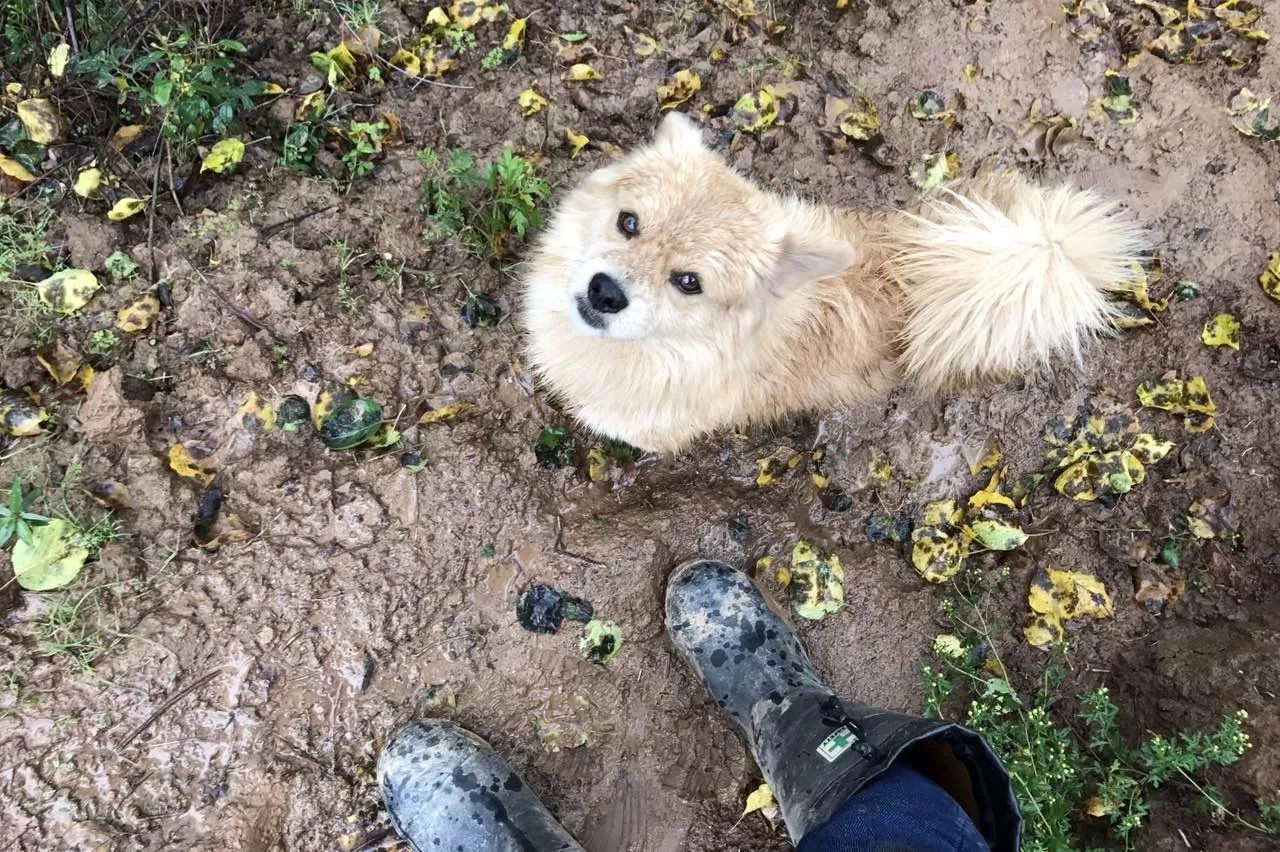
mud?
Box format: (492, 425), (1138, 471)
(2, 1), (1278, 850)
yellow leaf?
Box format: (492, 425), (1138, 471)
(36, 340), (83, 385)
(73, 167), (103, 198)
(1, 389), (48, 437)
(627, 27), (659, 57)
(312, 390), (335, 429)
(48, 41), (71, 77)
(789, 541), (844, 620)
(1258, 254), (1279, 301)
(238, 391), (277, 432)
(327, 42), (358, 83)
(1200, 313), (1241, 350)
(756, 447), (798, 487)
(967, 444), (1003, 476)
(867, 451), (891, 485)
(427, 6), (451, 27)
(168, 443), (216, 486)
(742, 783), (775, 816)
(1086, 797), (1111, 818)
(111, 124), (147, 150)
(389, 47), (421, 78)
(502, 17), (528, 52)
(562, 63), (601, 82)
(419, 402), (476, 424)
(657, 69), (701, 110)
(36, 268), (100, 314)
(518, 87), (548, 117)
(968, 468), (1016, 511)
(107, 197), (148, 221)
(921, 498), (962, 528)
(1025, 567), (1113, 647)
(964, 62), (982, 82)
(968, 519), (1028, 551)
(827, 94), (881, 141)
(911, 527), (968, 583)
(1129, 432), (1173, 465)
(564, 128), (589, 156)
(116, 293), (161, 333)
(201, 138), (245, 174)
(17, 98), (62, 144)
(261, 82), (286, 95)
(0, 153), (36, 183)
(587, 446), (608, 481)
(911, 151), (960, 191)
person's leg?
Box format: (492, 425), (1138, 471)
(377, 719), (583, 851)
(665, 559), (1020, 852)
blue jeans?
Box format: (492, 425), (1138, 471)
(798, 763), (991, 852)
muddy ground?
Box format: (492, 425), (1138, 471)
(2, 0), (1279, 850)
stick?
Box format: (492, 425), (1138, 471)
(115, 668), (223, 751)
(258, 204), (336, 239)
(62, 0), (79, 55)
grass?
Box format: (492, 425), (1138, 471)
(0, 209), (58, 351)
(920, 579), (1270, 850)
(418, 148), (549, 261)
(331, 238), (368, 314)
(35, 586), (124, 674)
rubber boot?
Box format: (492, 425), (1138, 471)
(378, 719), (584, 852)
(665, 559), (1021, 851)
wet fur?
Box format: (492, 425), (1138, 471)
(522, 114), (1146, 453)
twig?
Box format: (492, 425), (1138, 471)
(116, 668), (223, 751)
(62, 0), (80, 55)
(258, 204), (336, 239)
(208, 284), (292, 343)
(553, 516), (607, 567)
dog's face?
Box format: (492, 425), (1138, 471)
(535, 113), (855, 344)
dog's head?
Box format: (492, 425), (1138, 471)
(530, 112), (855, 343)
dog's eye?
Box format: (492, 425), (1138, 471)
(616, 211), (640, 239)
(670, 271), (702, 295)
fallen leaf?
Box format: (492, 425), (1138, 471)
(1201, 313), (1241, 350)
(1226, 87), (1278, 140)
(1025, 567), (1113, 647)
(922, 498), (963, 528)
(827, 94), (881, 141)
(587, 446), (608, 481)
(238, 391), (277, 432)
(562, 63), (601, 82)
(742, 783), (775, 816)
(1136, 373), (1216, 433)
(36, 341), (82, 385)
(388, 47), (421, 78)
(757, 447), (800, 487)
(419, 402), (476, 424)
(11, 519), (89, 591)
(1259, 254), (1280, 301)
(564, 128), (589, 156)
(107, 197), (147, 221)
(732, 87), (780, 132)
(579, 619), (623, 664)
(168, 443), (216, 486)
(17, 98), (62, 144)
(789, 541), (844, 620)
(909, 152), (959, 191)
(111, 125), (147, 149)
(626, 26), (659, 57)
(657, 69), (701, 110)
(48, 41), (71, 77)
(201, 138), (245, 173)
(1, 389), (48, 436)
(502, 17), (528, 52)
(518, 86), (548, 117)
(911, 527), (968, 583)
(0, 154), (36, 183)
(969, 518), (1028, 551)
(36, 268), (100, 314)
(963, 62), (982, 81)
(1186, 492), (1237, 541)
(426, 6), (451, 27)
(73, 167), (103, 198)
(116, 293), (161, 332)
(867, 452), (892, 485)
(910, 90), (952, 122)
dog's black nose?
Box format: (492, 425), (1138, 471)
(587, 272), (629, 314)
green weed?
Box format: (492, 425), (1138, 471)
(35, 587), (123, 674)
(341, 119), (388, 185)
(331, 238), (367, 314)
(0, 479), (50, 549)
(87, 329), (119, 356)
(418, 148), (548, 260)
(921, 588), (1269, 849)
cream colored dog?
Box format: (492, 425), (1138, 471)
(522, 113), (1144, 453)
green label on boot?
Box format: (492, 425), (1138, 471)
(817, 725), (858, 762)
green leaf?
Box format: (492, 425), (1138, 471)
(152, 77), (174, 107)
(11, 518), (90, 591)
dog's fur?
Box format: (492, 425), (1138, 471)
(522, 113), (1145, 453)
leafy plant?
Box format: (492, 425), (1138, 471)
(418, 148), (549, 259)
(921, 588), (1268, 850)
(341, 119), (388, 185)
(104, 250), (138, 280)
(79, 32), (266, 157)
(480, 47), (506, 71)
(0, 480), (50, 549)
(88, 329), (119, 356)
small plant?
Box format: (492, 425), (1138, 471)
(35, 587), (123, 674)
(88, 329), (119, 356)
(341, 120), (388, 185)
(78, 516), (123, 556)
(331, 238), (368, 314)
(104, 251), (138, 280)
(480, 47), (506, 71)
(921, 588), (1269, 849)
(0, 479), (49, 549)
(80, 32), (266, 158)
(334, 0), (381, 29)
(441, 25), (477, 55)
(418, 148), (549, 259)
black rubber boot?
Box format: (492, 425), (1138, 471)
(665, 559), (1021, 851)
(378, 719), (583, 852)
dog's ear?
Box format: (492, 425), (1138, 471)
(769, 228), (856, 293)
(652, 112), (705, 154)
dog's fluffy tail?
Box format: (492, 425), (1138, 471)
(886, 173), (1146, 389)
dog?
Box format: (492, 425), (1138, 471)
(522, 112), (1145, 453)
